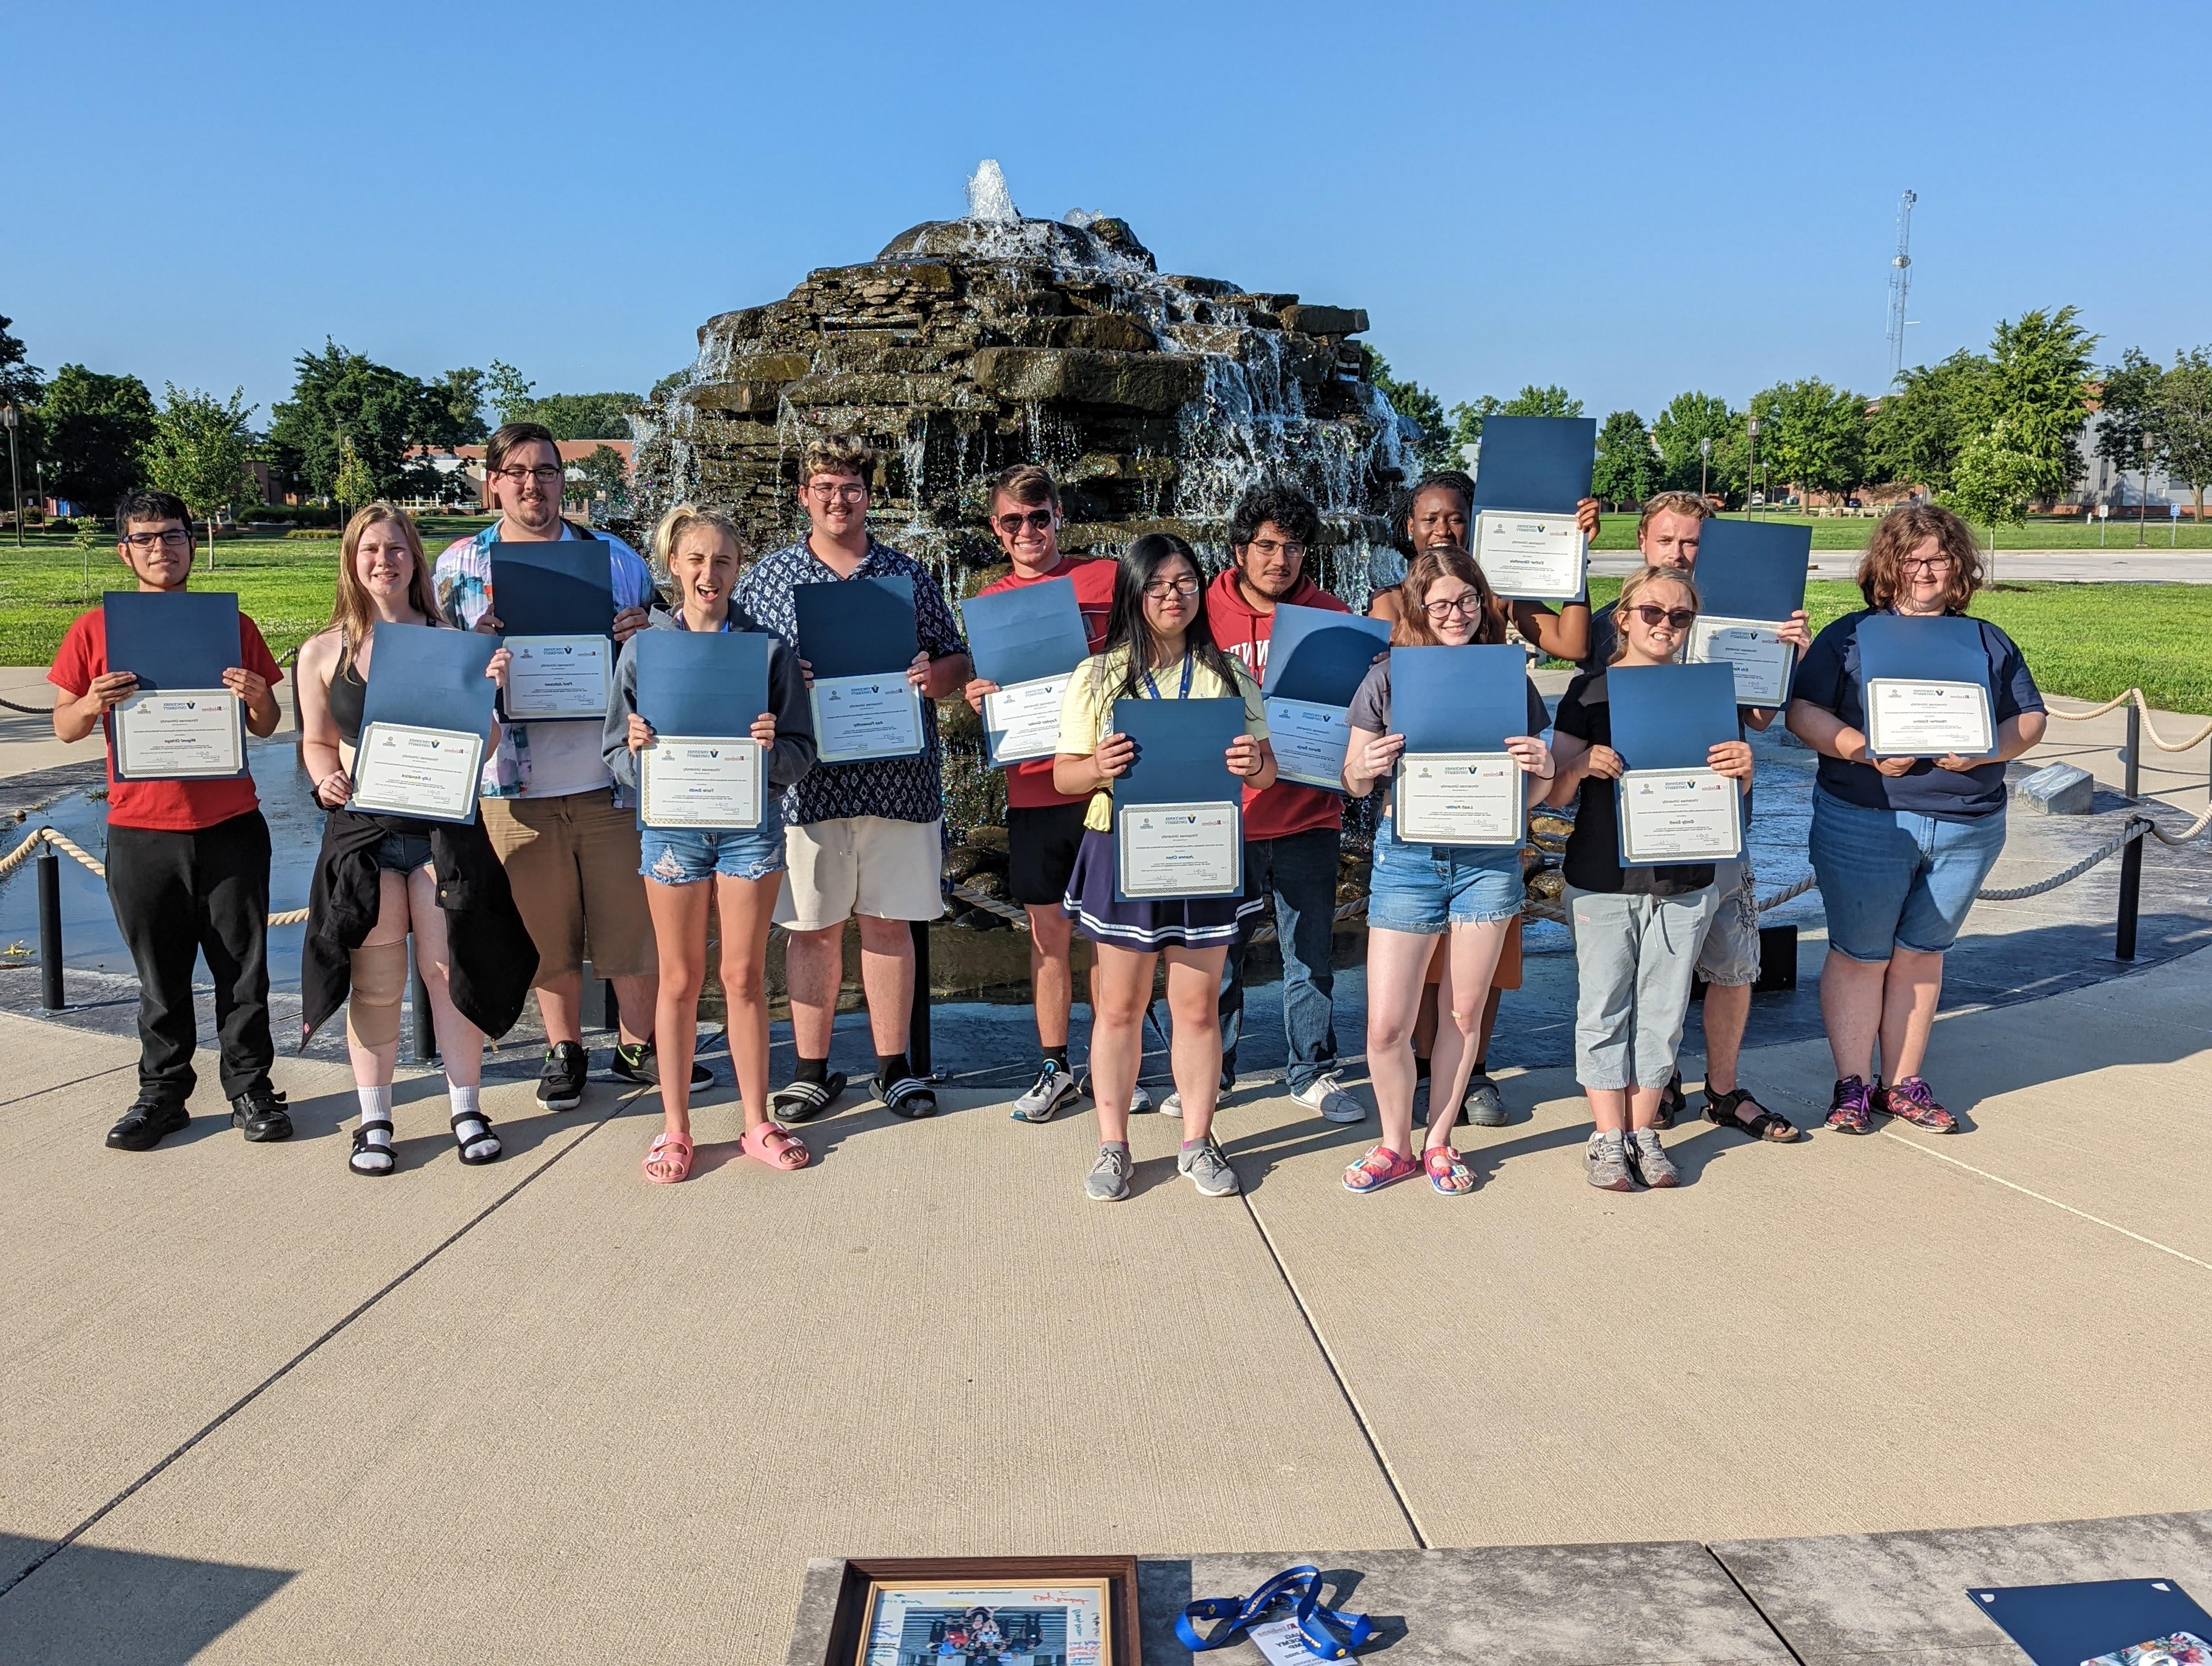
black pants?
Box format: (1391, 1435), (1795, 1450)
(105, 810), (275, 1103)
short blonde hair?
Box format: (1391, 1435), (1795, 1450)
(1609, 565), (1701, 665)
(800, 434), (877, 488)
(1635, 490), (1712, 540)
(652, 502), (748, 573)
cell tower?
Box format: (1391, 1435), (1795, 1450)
(1885, 189), (1917, 387)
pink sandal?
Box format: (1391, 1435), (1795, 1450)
(643, 1130), (693, 1184)
(1424, 1143), (1476, 1195)
(740, 1120), (809, 1171)
(1342, 1144), (1420, 1194)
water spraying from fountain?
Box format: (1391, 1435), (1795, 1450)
(965, 159), (1019, 223)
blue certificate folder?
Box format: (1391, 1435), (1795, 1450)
(359, 624), (497, 733)
(1261, 605), (1392, 704)
(961, 579), (1089, 688)
(793, 574), (918, 676)
(1855, 612), (1998, 758)
(1692, 518), (1811, 623)
(1470, 415), (1596, 511)
(633, 629), (771, 736)
(1606, 663), (1740, 769)
(1391, 644), (1534, 752)
(103, 590), (249, 780)
(487, 541), (615, 638)
(1970, 1578), (2212, 1665)
(1111, 697), (1245, 902)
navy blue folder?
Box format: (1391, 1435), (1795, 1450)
(1392, 645), (1534, 752)
(1262, 605), (1393, 705)
(1606, 663), (1741, 769)
(1113, 698), (1244, 807)
(1970, 1577), (2212, 1665)
(961, 579), (1090, 688)
(1856, 613), (1998, 757)
(793, 575), (918, 677)
(634, 628), (771, 736)
(1691, 518), (1811, 622)
(488, 541), (615, 638)
(359, 624), (498, 733)
(104, 591), (250, 780)
(1470, 415), (1597, 512)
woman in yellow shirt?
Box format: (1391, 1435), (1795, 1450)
(1054, 534), (1276, 1202)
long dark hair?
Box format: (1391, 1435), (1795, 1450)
(1100, 532), (1243, 699)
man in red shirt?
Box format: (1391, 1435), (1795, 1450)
(1197, 485), (1363, 1124)
(960, 464), (1133, 1123)
(48, 489), (290, 1150)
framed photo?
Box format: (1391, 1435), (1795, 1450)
(820, 1556), (1139, 1666)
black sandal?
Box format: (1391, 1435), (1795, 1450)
(451, 1107), (502, 1165)
(1655, 1072), (1685, 1131)
(1703, 1086), (1799, 1143)
(770, 1072), (846, 1124)
(876, 1073), (938, 1119)
(350, 1118), (397, 1177)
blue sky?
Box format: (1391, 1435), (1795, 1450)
(7, 0), (2205, 426)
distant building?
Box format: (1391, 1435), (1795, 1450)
(2070, 411), (2200, 516)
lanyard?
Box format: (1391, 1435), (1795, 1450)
(1176, 1565), (1373, 1659)
(1140, 652), (1194, 700)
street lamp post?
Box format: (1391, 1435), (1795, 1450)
(1, 403), (21, 549)
(1699, 435), (1712, 501)
(1745, 416), (1761, 520)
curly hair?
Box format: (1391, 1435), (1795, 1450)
(1857, 503), (1982, 611)
(1228, 483), (1321, 551)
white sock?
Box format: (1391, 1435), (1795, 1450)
(449, 1082), (497, 1159)
(355, 1085), (393, 1144)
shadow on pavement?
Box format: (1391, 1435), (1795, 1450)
(0, 1532), (294, 1664)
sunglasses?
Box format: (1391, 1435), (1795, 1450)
(994, 509), (1056, 534)
(1630, 604), (1697, 630)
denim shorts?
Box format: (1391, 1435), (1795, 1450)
(639, 822), (786, 886)
(372, 832), (434, 874)
(1809, 787), (2007, 962)
(1365, 815), (1525, 933)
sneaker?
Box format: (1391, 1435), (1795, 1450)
(1825, 1074), (1874, 1135)
(230, 1087), (293, 1143)
(1586, 1130), (1636, 1191)
(609, 1041), (712, 1091)
(1628, 1127), (1680, 1189)
(1160, 1072), (1233, 1120)
(1077, 1072), (1154, 1114)
(106, 1094), (189, 1151)
(1085, 1145), (1133, 1202)
(1874, 1075), (1959, 1133)
(1291, 1072), (1366, 1124)
(1178, 1137), (1242, 1196)
(1011, 1060), (1080, 1124)
(537, 1041), (588, 1111)
(1461, 1073), (1508, 1127)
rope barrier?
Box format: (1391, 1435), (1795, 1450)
(0, 695), (50, 716)
(2044, 688), (2212, 753)
(0, 825), (309, 927)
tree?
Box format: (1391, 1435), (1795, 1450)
(1360, 347), (1452, 471)
(485, 360), (536, 425)
(333, 437), (376, 519)
(1446, 384), (1584, 458)
(1944, 417), (2040, 580)
(37, 364), (156, 509)
(267, 340), (434, 501)
(421, 367), (490, 448)
(1984, 305), (2097, 502)
(143, 385), (259, 566)
(528, 391), (641, 441)
(0, 313), (41, 409)
(570, 444), (631, 518)
(2095, 347), (2164, 543)
(1864, 350), (1989, 495)
(1650, 390), (1741, 497)
(1590, 410), (1657, 508)
(2156, 349), (2212, 525)
(1747, 378), (1866, 502)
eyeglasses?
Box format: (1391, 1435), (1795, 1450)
(806, 481), (868, 503)
(1901, 555), (1956, 574)
(1630, 604), (1698, 630)
(492, 465), (566, 485)
(1245, 537), (1308, 561)
(124, 530), (193, 552)
(1422, 594), (1482, 619)
(994, 509), (1056, 534)
(1142, 577), (1200, 599)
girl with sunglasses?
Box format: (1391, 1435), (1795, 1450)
(1547, 566), (1753, 1190)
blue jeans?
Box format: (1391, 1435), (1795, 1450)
(1809, 787), (2007, 962)
(1220, 825), (1341, 1092)
(1364, 814), (1524, 931)
(639, 823), (786, 885)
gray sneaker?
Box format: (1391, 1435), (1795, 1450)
(1628, 1127), (1680, 1189)
(1586, 1130), (1636, 1192)
(1078, 1072), (1153, 1115)
(1085, 1145), (1133, 1202)
(1011, 1060), (1079, 1124)
(1161, 1072), (1234, 1120)
(1461, 1073), (1508, 1127)
(1291, 1071), (1366, 1124)
(1178, 1137), (1242, 1196)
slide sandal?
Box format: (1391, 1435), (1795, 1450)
(740, 1120), (809, 1171)
(643, 1130), (693, 1184)
(1424, 1143), (1476, 1195)
(1342, 1145), (1419, 1194)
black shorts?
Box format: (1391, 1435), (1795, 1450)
(1007, 801), (1091, 906)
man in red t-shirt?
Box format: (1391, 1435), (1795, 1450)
(960, 464), (1131, 1124)
(1199, 485), (1364, 1125)
(48, 489), (289, 1151)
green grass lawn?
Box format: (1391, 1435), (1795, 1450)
(1586, 511), (2212, 552)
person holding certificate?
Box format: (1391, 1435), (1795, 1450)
(433, 421), (694, 1115)
(48, 488), (291, 1151)
(1547, 567), (1753, 1191)
(604, 505), (817, 1184)
(1338, 548), (1554, 1196)
(1053, 534), (1276, 1202)
(1785, 505), (2047, 1138)
(298, 504), (532, 1175)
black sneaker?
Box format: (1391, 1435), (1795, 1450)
(538, 1041), (588, 1111)
(230, 1087), (293, 1143)
(609, 1040), (712, 1091)
(106, 1094), (189, 1151)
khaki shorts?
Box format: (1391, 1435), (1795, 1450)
(482, 790), (655, 984)
(1695, 858), (1761, 986)
(776, 816), (946, 931)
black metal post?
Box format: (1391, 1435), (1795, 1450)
(2117, 704), (2143, 960)
(37, 847), (63, 1010)
(908, 917), (933, 1078)
(410, 943), (438, 1062)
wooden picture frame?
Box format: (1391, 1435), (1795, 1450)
(819, 1555), (1142, 1665)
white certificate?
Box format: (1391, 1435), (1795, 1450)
(1617, 767), (1742, 864)
(112, 688), (245, 779)
(503, 633), (613, 720)
(639, 736), (764, 829)
(1264, 697), (1351, 791)
(1865, 678), (1995, 757)
(1473, 509), (1586, 601)
(811, 673), (925, 763)
(350, 722), (485, 823)
(1687, 616), (1796, 708)
(982, 674), (1072, 766)
(1393, 751), (1522, 845)
(1116, 799), (1243, 900)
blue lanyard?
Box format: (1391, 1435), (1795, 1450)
(1140, 652), (1194, 700)
(1176, 1565), (1373, 1659)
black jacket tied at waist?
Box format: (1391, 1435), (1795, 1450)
(299, 807), (539, 1048)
